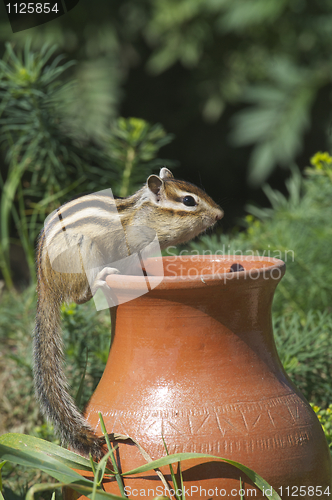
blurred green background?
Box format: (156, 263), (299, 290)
(1, 0), (332, 283)
(1, 0), (332, 224)
(1, 1), (332, 497)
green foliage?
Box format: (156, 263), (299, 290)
(0, 288), (287, 499)
(185, 152), (332, 409)
(0, 433), (117, 500)
(106, 117), (176, 198)
(1, 154), (331, 495)
(1, 1), (330, 184)
(0, 287), (38, 438)
(0, 288), (56, 498)
(311, 404), (332, 449)
(0, 42), (174, 289)
(188, 153), (332, 317)
(61, 303), (111, 410)
(244, 155), (332, 315)
(230, 60), (316, 184)
(273, 310), (332, 408)
(0, 432), (281, 500)
(142, 0), (332, 183)
(0, 39), (111, 192)
(65, 42), (122, 143)
(0, 288), (112, 497)
(0, 288), (111, 437)
(185, 152), (332, 422)
(0, 41), (114, 288)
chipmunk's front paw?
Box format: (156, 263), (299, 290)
(91, 267), (120, 296)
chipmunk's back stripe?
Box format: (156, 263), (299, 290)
(57, 210), (67, 233)
(45, 195), (120, 243)
(40, 190), (140, 254)
(46, 214), (121, 244)
(58, 197), (117, 219)
(45, 201), (112, 227)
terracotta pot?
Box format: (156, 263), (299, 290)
(64, 255), (332, 499)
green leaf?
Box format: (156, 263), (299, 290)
(0, 433), (93, 474)
(122, 452), (281, 500)
(0, 434), (125, 499)
(26, 482), (125, 500)
(218, 0), (288, 32)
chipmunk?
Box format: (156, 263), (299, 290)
(33, 167), (223, 459)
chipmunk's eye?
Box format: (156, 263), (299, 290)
(182, 195), (197, 207)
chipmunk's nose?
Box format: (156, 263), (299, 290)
(215, 209), (224, 221)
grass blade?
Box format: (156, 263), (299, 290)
(98, 413), (126, 497)
(123, 452), (281, 500)
(0, 433), (93, 472)
(162, 436), (180, 500)
(25, 482), (125, 500)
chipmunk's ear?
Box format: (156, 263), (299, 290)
(148, 168), (173, 196)
(159, 167), (174, 179)
(147, 175), (163, 195)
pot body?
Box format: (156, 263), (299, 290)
(67, 256), (332, 499)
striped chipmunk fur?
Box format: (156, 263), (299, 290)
(33, 167), (223, 459)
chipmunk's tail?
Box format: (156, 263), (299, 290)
(33, 282), (105, 459)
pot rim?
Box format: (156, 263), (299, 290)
(105, 254), (286, 292)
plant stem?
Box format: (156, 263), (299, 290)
(119, 146), (135, 198)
